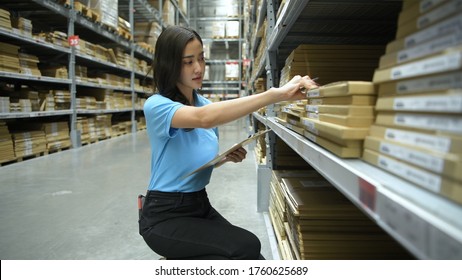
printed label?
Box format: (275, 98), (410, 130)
(394, 113), (462, 134)
(378, 155), (442, 192)
(393, 94), (462, 112)
(395, 72), (462, 94)
(384, 128), (452, 153)
(379, 142), (444, 173)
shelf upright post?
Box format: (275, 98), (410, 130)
(130, 0), (137, 133)
(68, 0), (81, 148)
(257, 0), (278, 212)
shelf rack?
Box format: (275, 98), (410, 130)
(248, 0), (462, 259)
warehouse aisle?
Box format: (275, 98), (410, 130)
(0, 118), (273, 260)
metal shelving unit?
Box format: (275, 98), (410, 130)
(0, 0), (189, 154)
(189, 0), (243, 100)
(248, 0), (462, 259)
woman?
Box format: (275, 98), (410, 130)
(139, 25), (317, 260)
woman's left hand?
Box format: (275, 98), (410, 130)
(225, 147), (247, 163)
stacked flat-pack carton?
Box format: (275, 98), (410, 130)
(43, 122), (71, 152)
(269, 169), (412, 260)
(0, 121), (15, 164)
(367, 0), (462, 205)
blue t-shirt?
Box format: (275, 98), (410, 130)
(143, 92), (219, 192)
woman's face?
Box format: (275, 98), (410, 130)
(177, 38), (205, 95)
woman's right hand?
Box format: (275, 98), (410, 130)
(272, 75), (319, 102)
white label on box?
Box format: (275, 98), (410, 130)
(307, 89), (320, 97)
(397, 33), (462, 64)
(391, 51), (462, 80)
(309, 99), (323, 105)
(378, 155), (442, 192)
(307, 112), (319, 120)
(379, 141), (444, 173)
(395, 71), (462, 94)
(302, 118), (318, 134)
(405, 13), (462, 48)
(394, 113), (462, 134)
(420, 0), (445, 13)
(384, 128), (452, 153)
(51, 122), (59, 134)
(306, 105), (318, 113)
(417, 0), (462, 29)
(393, 94), (462, 112)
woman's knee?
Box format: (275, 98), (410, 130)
(230, 229), (261, 260)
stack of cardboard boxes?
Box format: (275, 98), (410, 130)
(365, 0), (462, 205)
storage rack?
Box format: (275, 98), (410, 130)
(0, 0), (187, 156)
(247, 0), (462, 259)
(189, 0), (243, 101)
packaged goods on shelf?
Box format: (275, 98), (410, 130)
(365, 136), (462, 181)
(0, 96), (9, 113)
(117, 17), (131, 40)
(378, 71), (462, 96)
(373, 47), (462, 83)
(88, 0), (118, 30)
(363, 149), (462, 205)
(134, 21), (161, 46)
(212, 22), (226, 38)
(280, 45), (384, 86)
(17, 53), (41, 77)
(11, 129), (47, 158)
(95, 114), (112, 140)
(225, 21), (240, 38)
(163, 0), (175, 26)
(397, 0), (449, 27)
(369, 124), (462, 154)
(39, 65), (68, 79)
(386, 12), (462, 53)
(375, 91), (462, 113)
(270, 170), (412, 260)
(43, 122), (71, 152)
(0, 9), (12, 30)
(395, 0), (462, 39)
(225, 62), (239, 80)
(0, 42), (20, 73)
(179, 0), (188, 16)
(0, 121), (15, 163)
(306, 105), (374, 116)
(11, 17), (32, 36)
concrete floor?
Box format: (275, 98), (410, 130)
(0, 119), (274, 260)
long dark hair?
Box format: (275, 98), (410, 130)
(153, 26), (203, 105)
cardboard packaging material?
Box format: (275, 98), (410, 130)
(306, 81), (375, 98)
(301, 117), (370, 140)
(368, 124), (462, 154)
(373, 48), (462, 84)
(306, 105), (375, 116)
(363, 149), (462, 205)
(375, 112), (462, 135)
(377, 71), (462, 96)
(303, 130), (363, 158)
(395, 0), (462, 39)
(365, 136), (462, 181)
(308, 95), (376, 106)
(375, 91), (462, 113)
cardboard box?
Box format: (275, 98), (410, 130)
(379, 33), (462, 69)
(369, 124), (462, 154)
(308, 95), (376, 106)
(362, 149), (462, 205)
(386, 12), (462, 53)
(316, 113), (375, 128)
(375, 91), (462, 113)
(303, 130), (363, 158)
(397, 0), (448, 26)
(301, 117), (370, 140)
(377, 71), (462, 96)
(395, 0), (462, 39)
(373, 48), (462, 83)
(276, 117), (305, 135)
(376, 112), (462, 135)
(306, 105), (375, 116)
(365, 136), (461, 181)
(306, 81), (375, 98)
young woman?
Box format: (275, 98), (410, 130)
(139, 25), (317, 260)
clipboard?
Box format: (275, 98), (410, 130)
(181, 128), (271, 179)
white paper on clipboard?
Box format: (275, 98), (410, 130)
(181, 129), (271, 179)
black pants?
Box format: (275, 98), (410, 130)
(139, 189), (264, 260)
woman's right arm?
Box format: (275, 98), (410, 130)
(171, 75), (317, 129)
